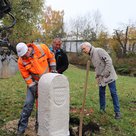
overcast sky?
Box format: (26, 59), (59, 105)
(46, 0), (136, 33)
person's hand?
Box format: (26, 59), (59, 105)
(50, 66), (57, 73)
(96, 77), (101, 84)
(57, 69), (62, 74)
(51, 70), (58, 73)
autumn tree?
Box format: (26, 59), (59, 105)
(113, 27), (129, 57)
(67, 10), (106, 41)
(2, 0), (44, 44)
(65, 10), (107, 53)
(93, 31), (109, 49)
(42, 6), (65, 45)
(113, 25), (136, 57)
(128, 26), (136, 53)
(108, 38), (122, 58)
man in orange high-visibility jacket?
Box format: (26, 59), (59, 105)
(16, 42), (56, 136)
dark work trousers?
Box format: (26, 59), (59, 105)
(17, 87), (35, 133)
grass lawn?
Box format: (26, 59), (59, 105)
(0, 64), (136, 136)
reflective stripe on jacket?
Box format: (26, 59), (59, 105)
(18, 43), (56, 87)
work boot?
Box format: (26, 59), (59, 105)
(16, 131), (24, 136)
(115, 112), (121, 119)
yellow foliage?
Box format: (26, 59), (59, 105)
(42, 6), (64, 45)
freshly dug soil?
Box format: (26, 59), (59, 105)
(2, 108), (100, 136)
(2, 118), (37, 136)
(69, 114), (100, 136)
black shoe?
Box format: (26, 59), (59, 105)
(16, 131), (24, 136)
(115, 112), (121, 119)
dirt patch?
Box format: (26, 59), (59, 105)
(70, 114), (100, 136)
(70, 107), (100, 136)
(2, 108), (100, 136)
(130, 100), (136, 104)
(2, 118), (37, 136)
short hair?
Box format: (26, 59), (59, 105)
(53, 38), (62, 44)
(80, 42), (92, 48)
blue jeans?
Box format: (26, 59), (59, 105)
(18, 87), (35, 133)
(99, 81), (120, 113)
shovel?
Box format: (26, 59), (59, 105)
(79, 60), (91, 136)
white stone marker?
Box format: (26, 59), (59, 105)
(38, 73), (69, 136)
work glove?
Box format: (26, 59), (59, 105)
(29, 84), (37, 97)
(50, 65), (57, 73)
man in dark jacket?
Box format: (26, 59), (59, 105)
(51, 38), (69, 74)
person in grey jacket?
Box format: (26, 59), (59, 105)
(80, 42), (121, 119)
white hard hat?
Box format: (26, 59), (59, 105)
(16, 42), (28, 57)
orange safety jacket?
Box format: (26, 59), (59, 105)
(18, 43), (56, 87)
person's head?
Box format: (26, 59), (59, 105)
(80, 42), (92, 54)
(53, 38), (62, 50)
(16, 42), (32, 58)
